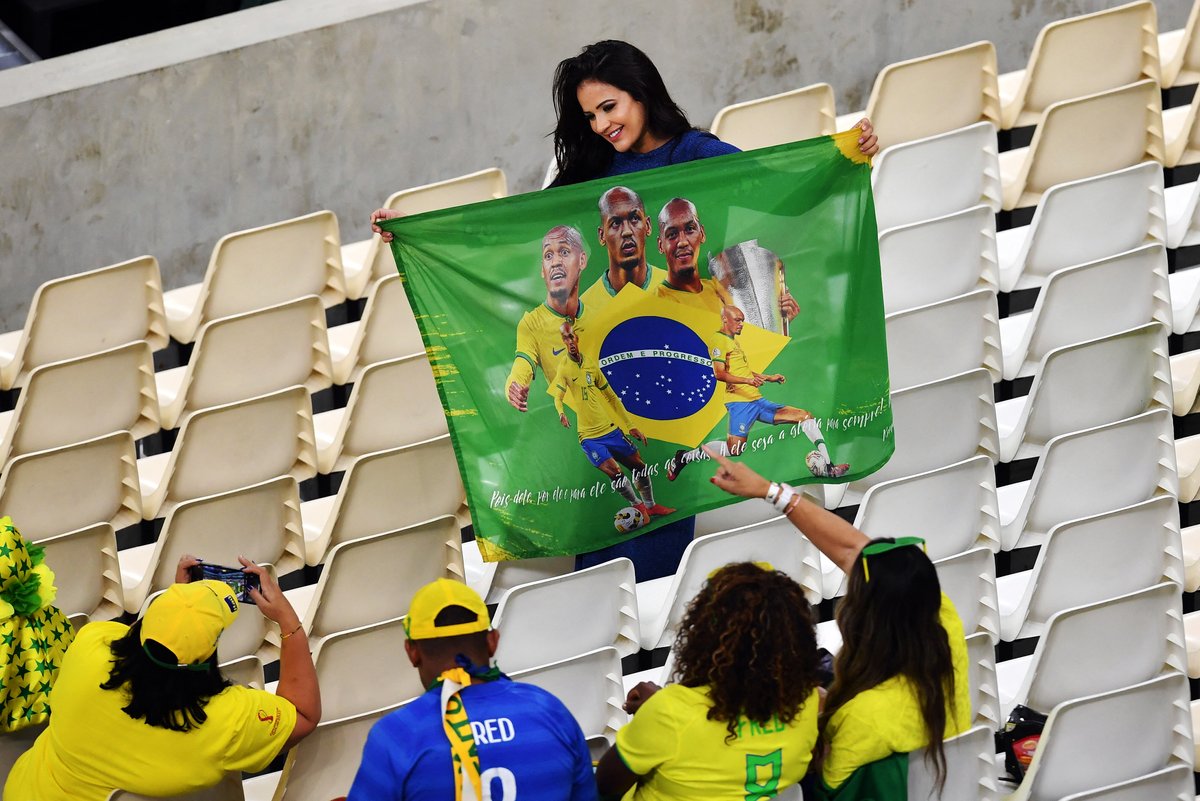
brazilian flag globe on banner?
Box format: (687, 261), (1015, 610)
(381, 130), (893, 561)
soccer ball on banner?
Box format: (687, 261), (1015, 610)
(805, 449), (828, 477)
(614, 506), (648, 533)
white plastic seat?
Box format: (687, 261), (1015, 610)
(154, 295), (332, 430)
(997, 161), (1166, 293)
(310, 616), (423, 720)
(871, 122), (1002, 231)
(994, 323), (1170, 463)
(1163, 167), (1200, 248)
(1058, 764), (1194, 801)
(341, 169), (507, 300)
(877, 204), (999, 315)
(884, 288), (1001, 391)
(136, 385), (317, 520)
(1169, 349), (1200, 416)
(1161, 0), (1200, 88)
(1000, 244), (1170, 379)
(999, 409), (1177, 551)
(0, 431), (142, 542)
(461, 546), (576, 606)
(1164, 88), (1200, 168)
(906, 724), (998, 801)
(491, 558), (639, 674)
(998, 583), (1184, 722)
(636, 518), (822, 651)
(693, 498), (784, 536)
(834, 41), (1000, 151)
(709, 83), (836, 150)
(1003, 673), (1192, 801)
(509, 646), (628, 761)
(219, 655), (265, 690)
(999, 1), (1160, 130)
(1165, 262), (1200, 335)
(284, 516), (463, 648)
(999, 80), (1165, 211)
(37, 522), (124, 621)
(109, 773), (244, 801)
(831, 368), (998, 509)
(0, 341), (159, 470)
(966, 632), (1000, 729)
(313, 354), (445, 474)
(327, 273), (422, 386)
(120, 476), (305, 614)
(1172, 428), (1200, 503)
(998, 496), (1182, 643)
(301, 435), (464, 566)
(0, 255), (167, 391)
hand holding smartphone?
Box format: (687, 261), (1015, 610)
(188, 562), (262, 604)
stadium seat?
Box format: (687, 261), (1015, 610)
(636, 517), (822, 651)
(1002, 673), (1191, 801)
(906, 724), (998, 801)
(1058, 764), (1194, 801)
(1160, 0), (1200, 89)
(1000, 244), (1170, 380)
(313, 354), (445, 474)
(999, 409), (1177, 551)
(327, 273), (423, 385)
(1164, 95), (1200, 169)
(219, 655), (265, 690)
(998, 583), (1184, 721)
(0, 431), (142, 542)
(966, 632), (1000, 729)
(709, 83), (836, 150)
(1169, 350), (1200, 416)
(309, 616), (423, 720)
(108, 773), (244, 801)
(120, 475), (305, 613)
(994, 323), (1170, 463)
(163, 210), (346, 345)
(37, 522), (124, 622)
(1166, 264), (1200, 334)
(0, 341), (159, 470)
(998, 0), (1160, 130)
(997, 496), (1182, 642)
(341, 168), (508, 300)
(462, 548), (576, 605)
(154, 295), (332, 430)
(829, 368), (998, 509)
(0, 255), (167, 391)
(871, 122), (1001, 231)
(999, 80), (1164, 211)
(283, 516), (463, 648)
(693, 498), (784, 536)
(996, 162), (1166, 293)
(834, 41), (1001, 151)
(301, 435), (464, 566)
(884, 288), (1001, 390)
(136, 385), (317, 521)
(491, 558), (639, 673)
(509, 646), (628, 761)
(877, 204), (999, 315)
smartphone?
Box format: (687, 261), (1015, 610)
(188, 562), (260, 604)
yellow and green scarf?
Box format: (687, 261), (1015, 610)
(434, 657), (504, 801)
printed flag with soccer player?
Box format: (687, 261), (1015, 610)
(379, 131), (892, 560)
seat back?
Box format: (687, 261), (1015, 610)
(219, 655), (265, 690)
(1165, 0), (1200, 87)
(1059, 764), (1194, 800)
(492, 558), (638, 672)
(872, 122), (1001, 230)
(278, 702), (407, 801)
(932, 546), (998, 643)
(855, 455), (1000, 560)
(509, 646), (628, 746)
(694, 497), (782, 536)
(312, 616), (424, 720)
(867, 41), (1000, 151)
(965, 632), (1000, 728)
(4, 256), (167, 390)
(709, 83), (836, 150)
(906, 724), (997, 801)
(38, 522), (123, 621)
(885, 288), (1001, 390)
(878, 204), (998, 314)
(351, 273), (423, 380)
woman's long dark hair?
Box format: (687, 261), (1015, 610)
(100, 619), (231, 732)
(549, 40), (694, 187)
(671, 562), (821, 742)
(822, 539), (958, 794)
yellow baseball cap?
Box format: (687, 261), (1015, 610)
(403, 578), (490, 640)
(141, 580), (240, 668)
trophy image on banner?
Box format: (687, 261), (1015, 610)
(708, 240), (789, 336)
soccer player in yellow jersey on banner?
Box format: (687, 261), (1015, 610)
(506, 225), (591, 413)
(579, 186), (667, 317)
(553, 320), (674, 524)
(669, 304), (850, 481)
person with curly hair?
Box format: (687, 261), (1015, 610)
(595, 561), (822, 800)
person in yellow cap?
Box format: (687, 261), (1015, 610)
(346, 578), (597, 801)
(3, 556), (321, 801)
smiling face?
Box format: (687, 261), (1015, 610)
(560, 320), (581, 363)
(658, 199), (706, 284)
(576, 80), (654, 154)
(598, 189), (650, 273)
(541, 227), (586, 304)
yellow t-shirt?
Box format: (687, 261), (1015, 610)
(653, 277), (731, 316)
(506, 301), (589, 396)
(821, 594), (972, 789)
(710, 331), (762, 403)
(553, 355), (633, 442)
(580, 265), (667, 319)
(3, 621), (297, 801)
(616, 683), (820, 801)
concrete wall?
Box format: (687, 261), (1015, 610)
(0, 0), (1190, 330)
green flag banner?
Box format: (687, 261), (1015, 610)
(381, 131), (893, 560)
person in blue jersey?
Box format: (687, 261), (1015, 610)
(345, 579), (597, 801)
